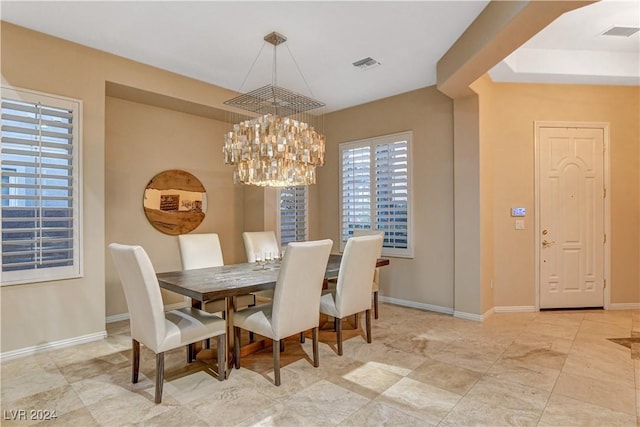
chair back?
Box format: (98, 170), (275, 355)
(242, 231), (280, 262)
(271, 239), (333, 339)
(352, 229), (384, 287)
(335, 235), (383, 315)
(108, 243), (166, 352)
(178, 233), (224, 269)
(352, 229), (384, 257)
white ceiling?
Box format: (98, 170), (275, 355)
(1, 1), (638, 113)
(489, 0), (640, 86)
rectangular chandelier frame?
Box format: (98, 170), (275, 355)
(224, 84), (325, 117)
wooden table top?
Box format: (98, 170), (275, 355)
(157, 254), (389, 302)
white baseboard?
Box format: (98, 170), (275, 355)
(494, 306), (537, 313)
(608, 302), (640, 310)
(106, 302), (188, 324)
(0, 331), (106, 361)
(379, 296), (494, 322)
(379, 295), (454, 315)
(453, 311), (484, 322)
(105, 312), (129, 323)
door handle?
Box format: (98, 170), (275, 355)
(542, 239), (555, 248)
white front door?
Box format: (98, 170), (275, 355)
(538, 126), (605, 309)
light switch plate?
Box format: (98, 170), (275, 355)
(515, 219), (525, 230)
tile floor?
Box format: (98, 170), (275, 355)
(1, 304), (639, 426)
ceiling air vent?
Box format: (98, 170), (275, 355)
(601, 26), (640, 37)
(352, 57), (381, 71)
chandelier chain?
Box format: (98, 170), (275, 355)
(284, 43), (315, 100)
(272, 43), (278, 88)
(238, 42), (267, 94)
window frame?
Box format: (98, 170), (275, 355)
(0, 86), (83, 286)
(339, 131), (414, 258)
(276, 185), (308, 249)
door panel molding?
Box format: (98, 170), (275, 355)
(534, 121), (610, 310)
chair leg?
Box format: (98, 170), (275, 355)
(205, 338), (211, 349)
(300, 331), (305, 343)
(373, 291), (379, 319)
(132, 339), (140, 384)
(273, 339), (281, 386)
(336, 317), (343, 356)
(353, 313), (359, 329)
(333, 317), (338, 331)
(312, 327), (319, 367)
(155, 352), (164, 404)
(233, 326), (241, 369)
(217, 334), (226, 380)
(280, 340), (285, 352)
(187, 343), (195, 363)
(365, 309), (372, 343)
(249, 332), (255, 342)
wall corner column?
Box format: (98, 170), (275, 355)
(453, 95), (483, 317)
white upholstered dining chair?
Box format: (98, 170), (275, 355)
(242, 231), (280, 262)
(241, 231), (280, 301)
(319, 234), (383, 355)
(178, 233), (255, 313)
(352, 229), (384, 319)
(108, 243), (226, 404)
(233, 239), (333, 386)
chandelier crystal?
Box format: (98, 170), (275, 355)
(223, 32), (325, 187)
(223, 113), (325, 187)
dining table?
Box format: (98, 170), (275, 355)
(156, 254), (390, 372)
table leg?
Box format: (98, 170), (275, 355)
(188, 298), (203, 362)
(226, 296), (235, 371)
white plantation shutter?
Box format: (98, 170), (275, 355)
(375, 140), (409, 251)
(341, 145), (371, 242)
(1, 87), (82, 285)
(279, 185), (307, 246)
(340, 131), (413, 258)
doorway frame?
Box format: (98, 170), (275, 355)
(534, 121), (611, 310)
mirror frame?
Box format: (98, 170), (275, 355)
(143, 169), (206, 235)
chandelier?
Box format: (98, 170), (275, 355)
(223, 32), (326, 187)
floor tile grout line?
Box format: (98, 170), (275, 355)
(5, 306), (638, 426)
(534, 312), (582, 426)
(542, 312), (640, 420)
(435, 314), (536, 427)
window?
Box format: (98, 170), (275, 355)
(340, 131), (413, 258)
(1, 168), (13, 207)
(278, 185), (308, 248)
(1, 87), (82, 286)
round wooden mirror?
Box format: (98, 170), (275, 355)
(143, 170), (207, 235)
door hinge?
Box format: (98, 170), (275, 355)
(603, 234), (607, 244)
(604, 279), (606, 289)
(603, 188), (606, 198)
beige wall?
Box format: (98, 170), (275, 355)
(1, 24), (108, 352)
(2, 8), (638, 354)
(479, 92), (495, 315)
(242, 186), (278, 240)
(1, 22), (240, 352)
(436, 0), (590, 316)
(319, 87), (455, 310)
(320, 77), (639, 313)
(474, 77), (640, 307)
(452, 94), (494, 317)
(453, 95), (482, 315)
(105, 97), (245, 316)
